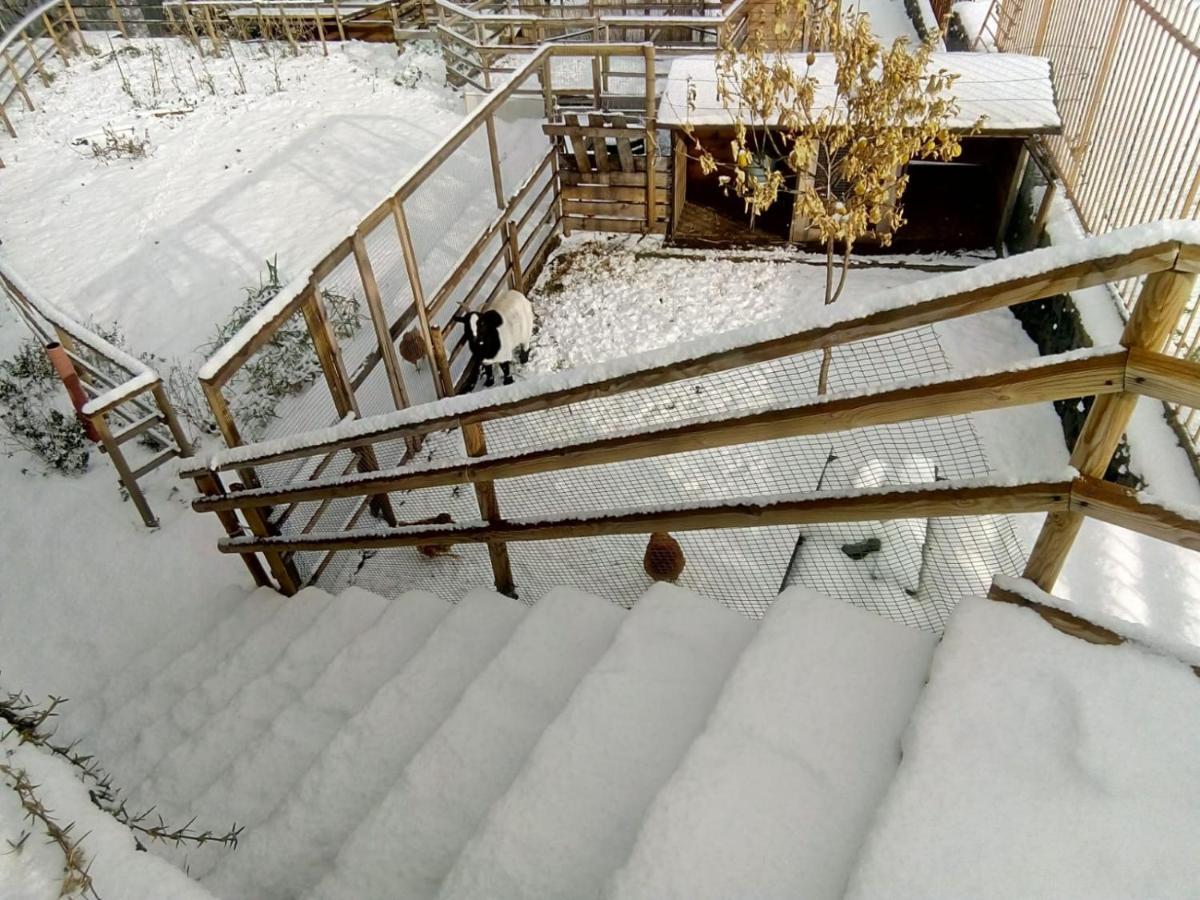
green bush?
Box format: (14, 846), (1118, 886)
(0, 341), (90, 473)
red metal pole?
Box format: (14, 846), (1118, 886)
(45, 342), (100, 442)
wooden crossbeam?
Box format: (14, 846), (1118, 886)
(193, 351), (1126, 512)
(218, 480), (1074, 554)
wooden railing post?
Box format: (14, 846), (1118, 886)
(429, 324), (513, 592)
(238, 487), (303, 595)
(152, 384), (194, 458)
(463, 421), (516, 596)
(1023, 266), (1198, 590)
(484, 113), (506, 208)
(504, 220), (524, 292)
(393, 198), (445, 399)
(352, 230), (417, 457)
(302, 283), (399, 525)
(428, 325), (456, 397)
(194, 470), (271, 588)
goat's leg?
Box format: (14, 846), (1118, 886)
(500, 361), (513, 385)
(458, 355), (481, 395)
(483, 364), (495, 388)
(518, 345), (530, 365)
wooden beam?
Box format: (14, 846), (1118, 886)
(204, 242), (1180, 472)
(988, 581), (1124, 646)
(393, 198), (443, 398)
(1070, 476), (1200, 552)
(196, 351), (1127, 513)
(1023, 267), (1198, 590)
(218, 480), (1072, 554)
(352, 231), (411, 412)
(202, 288), (311, 388)
(1126, 348), (1200, 408)
(92, 413), (159, 528)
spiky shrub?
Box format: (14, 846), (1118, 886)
(684, 0), (977, 391)
(1, 685), (242, 884)
(0, 341), (90, 473)
(205, 258), (363, 438)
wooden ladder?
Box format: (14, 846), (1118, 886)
(971, 0), (1022, 51)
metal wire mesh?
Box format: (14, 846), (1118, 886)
(318, 314), (1028, 633)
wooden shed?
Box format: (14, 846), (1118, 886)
(657, 52), (1062, 252)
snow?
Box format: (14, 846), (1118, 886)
(0, 37), (463, 363)
(952, 0), (992, 48)
(657, 52), (1061, 132)
(314, 586), (626, 899)
(205, 587), (526, 900)
(845, 595), (1200, 899)
(851, 0), (924, 43)
(606, 588), (935, 900)
(0, 732), (218, 900)
(436, 583), (758, 900)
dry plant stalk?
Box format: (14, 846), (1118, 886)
(0, 762), (100, 899)
(684, 0), (979, 391)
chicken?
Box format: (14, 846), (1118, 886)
(643, 531), (685, 583)
(398, 328), (426, 369)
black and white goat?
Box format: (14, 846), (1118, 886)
(453, 289), (533, 393)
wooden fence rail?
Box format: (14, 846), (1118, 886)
(186, 222), (1200, 603)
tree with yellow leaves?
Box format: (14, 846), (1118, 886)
(684, 0), (977, 392)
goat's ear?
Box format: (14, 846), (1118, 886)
(480, 310), (503, 330)
(451, 313), (468, 325)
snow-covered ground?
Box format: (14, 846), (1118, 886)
(0, 36), (463, 361)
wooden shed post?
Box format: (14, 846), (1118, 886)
(643, 43), (657, 232)
(670, 130), (686, 235)
(1023, 266), (1198, 590)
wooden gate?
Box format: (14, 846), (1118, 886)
(544, 113), (668, 235)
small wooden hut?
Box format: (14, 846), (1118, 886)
(657, 52), (1062, 252)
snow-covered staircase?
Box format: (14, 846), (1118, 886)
(59, 579), (940, 899)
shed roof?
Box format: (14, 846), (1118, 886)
(657, 52), (1061, 135)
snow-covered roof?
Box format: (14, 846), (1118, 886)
(657, 52), (1061, 135)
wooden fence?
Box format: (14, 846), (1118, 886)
(995, 0), (1200, 472)
(184, 222), (1200, 623)
(1, 259), (193, 526)
(189, 42), (659, 592)
(431, 0), (746, 92)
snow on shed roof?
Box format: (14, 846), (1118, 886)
(657, 52), (1061, 135)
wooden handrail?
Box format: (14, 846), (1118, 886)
(196, 224), (1191, 474)
(216, 478), (1075, 554)
(1070, 476), (1200, 552)
(192, 349), (1129, 511)
(1125, 348), (1200, 408)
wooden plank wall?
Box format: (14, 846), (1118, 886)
(545, 113), (669, 235)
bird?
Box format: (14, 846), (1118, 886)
(644, 531), (685, 583)
(398, 329), (426, 369)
